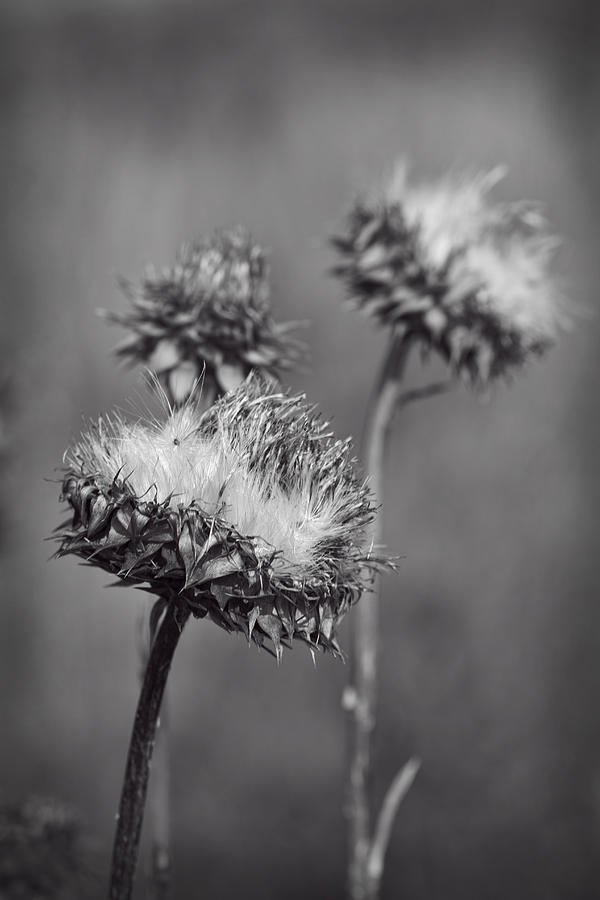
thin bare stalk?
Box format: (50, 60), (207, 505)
(346, 338), (408, 900)
(109, 601), (190, 900)
(346, 341), (447, 900)
(367, 757), (421, 894)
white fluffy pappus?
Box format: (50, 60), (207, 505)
(454, 234), (565, 340)
(387, 163), (567, 341)
(388, 164), (508, 269)
(66, 382), (372, 579)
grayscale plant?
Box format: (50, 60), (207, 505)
(54, 375), (381, 900)
(332, 165), (567, 382)
(57, 376), (378, 658)
(331, 164), (568, 900)
(48, 164), (569, 900)
(102, 227), (304, 405)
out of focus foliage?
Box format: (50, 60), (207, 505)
(0, 797), (90, 899)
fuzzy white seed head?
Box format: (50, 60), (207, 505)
(58, 377), (379, 655)
(332, 163), (568, 381)
(69, 400), (359, 577)
(388, 164), (508, 270)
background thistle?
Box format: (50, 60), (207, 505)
(102, 227), (304, 405)
(332, 166), (567, 382)
(332, 163), (568, 900)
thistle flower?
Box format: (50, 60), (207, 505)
(55, 377), (378, 658)
(102, 228), (304, 404)
(332, 165), (567, 382)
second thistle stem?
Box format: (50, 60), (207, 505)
(347, 337), (409, 900)
(347, 338), (448, 900)
(109, 600), (190, 900)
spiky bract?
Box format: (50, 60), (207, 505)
(332, 166), (567, 382)
(56, 378), (378, 658)
(103, 228), (304, 403)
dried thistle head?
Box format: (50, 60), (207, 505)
(332, 165), (568, 382)
(55, 377), (379, 659)
(102, 228), (305, 405)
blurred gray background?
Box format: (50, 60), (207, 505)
(1, 0), (599, 897)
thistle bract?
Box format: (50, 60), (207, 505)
(332, 166), (567, 382)
(56, 378), (377, 658)
(103, 228), (304, 403)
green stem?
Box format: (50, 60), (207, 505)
(109, 601), (190, 900)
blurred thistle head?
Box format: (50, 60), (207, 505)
(331, 164), (568, 382)
(101, 227), (305, 405)
(55, 376), (379, 659)
(0, 796), (89, 899)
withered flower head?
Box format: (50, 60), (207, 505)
(56, 377), (378, 658)
(102, 227), (304, 404)
(332, 165), (568, 382)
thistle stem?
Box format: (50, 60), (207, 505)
(346, 338), (448, 900)
(109, 601), (190, 900)
(346, 341), (407, 900)
(149, 686), (172, 899)
(346, 337), (408, 900)
(367, 757), (421, 894)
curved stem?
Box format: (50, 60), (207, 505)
(346, 338), (409, 900)
(109, 601), (190, 900)
(367, 757), (421, 892)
